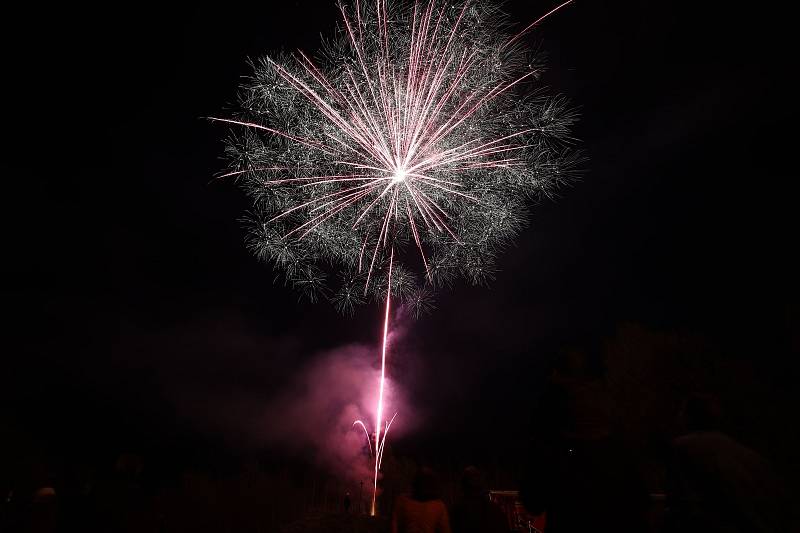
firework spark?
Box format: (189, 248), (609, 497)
(219, 0), (579, 307)
(217, 0), (579, 515)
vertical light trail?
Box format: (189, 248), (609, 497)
(371, 247), (394, 516)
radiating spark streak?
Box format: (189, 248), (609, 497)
(415, 71), (539, 159)
(405, 181), (441, 232)
(406, 199), (428, 270)
(409, 185), (444, 231)
(426, 143), (532, 170)
(352, 181), (396, 228)
(411, 175), (478, 201)
(415, 193), (450, 236)
(295, 51), (349, 107)
(288, 175), (388, 187)
(332, 161), (398, 173)
(377, 412), (398, 469)
(364, 193), (395, 291)
(343, 67), (394, 160)
(265, 174), (381, 185)
(290, 186), (380, 239)
(339, 3), (397, 161)
(296, 197), (370, 239)
(211, 167), (300, 181)
(268, 181), (381, 223)
(298, 177), (391, 187)
(403, 172), (464, 187)
(307, 184), (382, 215)
(504, 0), (575, 50)
(402, 0), (470, 155)
(450, 159), (524, 170)
(358, 231), (369, 273)
(207, 117), (334, 154)
(415, 188), (462, 242)
(403, 49), (479, 161)
(353, 420), (374, 456)
(323, 131), (365, 156)
(384, 189), (399, 246)
(405, 54), (476, 161)
(342, 72), (386, 146)
(421, 129), (535, 170)
(268, 59), (393, 167)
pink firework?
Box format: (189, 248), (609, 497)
(216, 0), (579, 515)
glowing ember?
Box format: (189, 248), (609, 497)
(391, 166), (407, 183)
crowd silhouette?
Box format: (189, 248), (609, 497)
(2, 342), (796, 533)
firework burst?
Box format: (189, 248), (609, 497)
(218, 0), (580, 310)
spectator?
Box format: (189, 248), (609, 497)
(520, 345), (649, 532)
(451, 466), (508, 533)
(665, 394), (792, 532)
(392, 467), (451, 533)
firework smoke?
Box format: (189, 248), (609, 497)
(262, 341), (414, 485)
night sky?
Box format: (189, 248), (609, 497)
(5, 2), (798, 475)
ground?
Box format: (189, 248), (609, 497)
(281, 512), (389, 533)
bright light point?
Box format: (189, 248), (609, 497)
(391, 167), (407, 183)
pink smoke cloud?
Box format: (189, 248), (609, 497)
(258, 316), (420, 482)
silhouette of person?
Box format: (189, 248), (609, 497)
(451, 466), (509, 533)
(94, 453), (154, 533)
(344, 491), (351, 514)
(392, 467), (451, 533)
(519, 345), (649, 533)
(665, 394), (793, 532)
(11, 459), (60, 533)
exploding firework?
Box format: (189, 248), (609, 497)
(218, 0), (580, 306)
(216, 0), (579, 516)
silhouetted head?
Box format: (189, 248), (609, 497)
(460, 466), (486, 498)
(682, 393), (721, 432)
(114, 453), (144, 481)
(412, 467), (441, 502)
(552, 339), (606, 379)
(547, 326), (609, 379)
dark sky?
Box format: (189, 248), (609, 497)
(4, 2), (798, 468)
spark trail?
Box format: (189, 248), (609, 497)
(372, 248), (393, 515)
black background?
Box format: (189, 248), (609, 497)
(4, 1), (799, 481)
